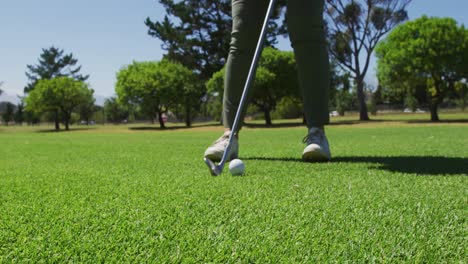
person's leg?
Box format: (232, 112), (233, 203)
(287, 0), (330, 128)
(205, 0), (268, 162)
(223, 0), (269, 130)
(287, 0), (331, 161)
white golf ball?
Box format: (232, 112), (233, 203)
(229, 159), (245, 176)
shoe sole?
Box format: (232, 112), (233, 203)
(302, 151), (331, 162)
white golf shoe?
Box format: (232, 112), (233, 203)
(204, 131), (239, 162)
(302, 127), (331, 162)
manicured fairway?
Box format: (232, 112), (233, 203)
(0, 119), (466, 262)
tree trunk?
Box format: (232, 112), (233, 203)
(356, 78), (370, 121)
(185, 104), (192, 127)
(264, 107), (272, 126)
(54, 110), (60, 131)
(429, 103), (439, 122)
(65, 112), (70, 130)
(158, 111), (166, 129)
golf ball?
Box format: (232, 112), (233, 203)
(229, 159), (245, 176)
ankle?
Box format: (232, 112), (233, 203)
(308, 126), (325, 133)
(223, 129), (239, 139)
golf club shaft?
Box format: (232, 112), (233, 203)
(219, 0), (277, 166)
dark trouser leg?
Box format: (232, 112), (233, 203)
(223, 0), (269, 129)
(287, 0), (330, 128)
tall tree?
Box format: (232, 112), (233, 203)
(146, 0), (231, 81)
(116, 60), (195, 128)
(79, 98), (97, 125)
(325, 0), (411, 120)
(104, 97), (128, 124)
(14, 100), (25, 125)
(25, 77), (94, 130)
(376, 16), (468, 121)
(1, 102), (15, 125)
(251, 47), (298, 126)
(25, 46), (89, 92)
(0, 81), (4, 97)
(206, 48), (297, 126)
(145, 0), (284, 81)
(25, 46), (89, 129)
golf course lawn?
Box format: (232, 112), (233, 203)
(0, 116), (466, 262)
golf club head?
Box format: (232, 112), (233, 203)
(204, 157), (222, 176)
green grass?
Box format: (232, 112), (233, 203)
(0, 116), (467, 262)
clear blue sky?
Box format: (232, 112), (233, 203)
(0, 0), (466, 104)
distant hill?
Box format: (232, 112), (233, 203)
(0, 101), (17, 112)
(0, 91), (21, 104)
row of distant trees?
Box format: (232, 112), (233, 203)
(1, 0), (467, 129)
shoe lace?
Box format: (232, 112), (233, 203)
(302, 129), (323, 145)
(213, 133), (232, 146)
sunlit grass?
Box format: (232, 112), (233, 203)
(0, 114), (466, 262)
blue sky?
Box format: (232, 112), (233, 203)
(0, 0), (466, 104)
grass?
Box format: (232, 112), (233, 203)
(0, 114), (467, 262)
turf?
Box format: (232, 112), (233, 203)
(0, 118), (467, 262)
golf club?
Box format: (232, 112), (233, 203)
(204, 0), (277, 176)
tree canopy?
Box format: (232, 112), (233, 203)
(25, 46), (89, 93)
(25, 77), (94, 130)
(145, 0), (285, 81)
(1, 102), (15, 125)
(25, 46), (89, 129)
(145, 0), (232, 81)
(206, 48), (297, 125)
(376, 16), (468, 121)
(104, 97), (129, 124)
(251, 47), (297, 125)
(115, 60), (196, 128)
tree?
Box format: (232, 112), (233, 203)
(146, 1), (230, 81)
(14, 100), (25, 125)
(25, 46), (89, 130)
(145, 0), (285, 81)
(454, 82), (468, 111)
(1, 102), (15, 125)
(251, 48), (298, 125)
(206, 48), (297, 125)
(116, 60), (195, 128)
(332, 71), (355, 116)
(25, 46), (89, 93)
(376, 16), (468, 121)
(104, 97), (128, 124)
(25, 77), (94, 130)
(206, 68), (226, 122)
(79, 98), (97, 125)
(0, 81), (3, 97)
(158, 60), (198, 127)
(325, 0), (411, 120)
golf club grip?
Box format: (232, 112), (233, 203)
(219, 0), (277, 165)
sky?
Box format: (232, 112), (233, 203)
(0, 0), (467, 104)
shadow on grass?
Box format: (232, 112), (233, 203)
(243, 120), (384, 128)
(243, 118), (468, 128)
(243, 156), (468, 176)
(243, 122), (305, 128)
(129, 123), (219, 131)
(36, 127), (97, 133)
(405, 119), (468, 124)
(244, 120), (392, 128)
